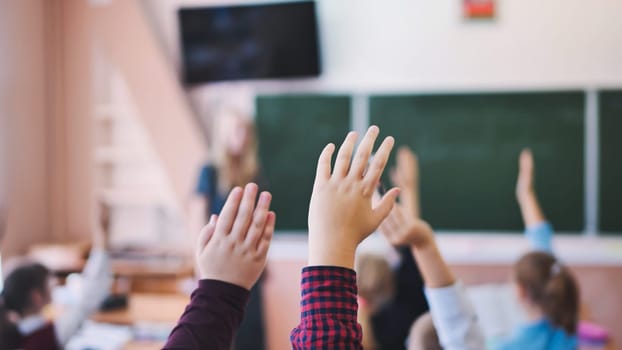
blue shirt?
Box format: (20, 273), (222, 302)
(495, 319), (578, 350)
(424, 221), (578, 350)
(525, 222), (554, 253)
(196, 165), (227, 215)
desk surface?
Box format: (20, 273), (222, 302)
(92, 293), (188, 325)
(92, 293), (189, 350)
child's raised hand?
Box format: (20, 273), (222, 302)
(196, 183), (275, 290)
(516, 148), (535, 201)
(390, 146), (418, 190)
(92, 199), (112, 249)
(308, 126), (400, 269)
(378, 201), (434, 249)
(390, 146), (420, 217)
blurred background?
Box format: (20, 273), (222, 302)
(0, 0), (621, 349)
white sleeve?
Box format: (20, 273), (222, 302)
(425, 281), (487, 350)
(55, 249), (113, 345)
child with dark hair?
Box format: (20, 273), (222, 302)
(0, 202), (112, 350)
(1, 262), (56, 349)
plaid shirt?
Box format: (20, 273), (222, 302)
(290, 266), (363, 349)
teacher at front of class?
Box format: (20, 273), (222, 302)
(189, 101), (268, 350)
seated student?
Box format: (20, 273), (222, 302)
(164, 183), (275, 350)
(290, 126), (401, 349)
(407, 312), (442, 350)
(380, 148), (579, 350)
(0, 202), (113, 349)
(356, 253), (394, 349)
(357, 147), (429, 350)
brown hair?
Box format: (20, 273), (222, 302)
(514, 251), (579, 334)
(355, 254), (395, 311)
(408, 312), (442, 350)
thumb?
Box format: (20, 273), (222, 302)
(372, 187), (400, 226)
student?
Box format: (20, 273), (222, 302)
(290, 126), (401, 349)
(380, 148), (579, 350)
(356, 253), (394, 349)
(407, 312), (442, 350)
(359, 147), (430, 350)
(0, 202), (112, 349)
(164, 183), (275, 350)
(190, 104), (267, 350)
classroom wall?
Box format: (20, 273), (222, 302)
(0, 0), (50, 257)
(0, 0), (96, 258)
(143, 0), (622, 91)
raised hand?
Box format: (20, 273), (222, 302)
(196, 183), (275, 290)
(379, 201), (434, 249)
(92, 199), (112, 249)
(390, 146), (420, 217)
(515, 148), (546, 227)
(308, 126), (400, 269)
(390, 146), (418, 190)
(516, 148), (535, 201)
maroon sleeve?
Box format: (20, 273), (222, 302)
(22, 323), (60, 350)
(163, 279), (250, 350)
(290, 266), (362, 350)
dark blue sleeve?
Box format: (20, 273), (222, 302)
(196, 165), (215, 196)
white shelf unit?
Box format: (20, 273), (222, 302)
(92, 62), (184, 249)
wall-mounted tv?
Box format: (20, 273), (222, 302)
(178, 1), (321, 84)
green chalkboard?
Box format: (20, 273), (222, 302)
(370, 92), (585, 231)
(256, 95), (350, 231)
(599, 90), (622, 233)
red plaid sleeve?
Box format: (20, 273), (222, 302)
(290, 266), (362, 350)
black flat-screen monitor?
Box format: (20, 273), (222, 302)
(178, 1), (321, 84)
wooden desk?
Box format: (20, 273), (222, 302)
(92, 293), (189, 350)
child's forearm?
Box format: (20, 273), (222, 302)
(517, 191), (546, 228)
(164, 280), (249, 350)
(411, 241), (455, 289)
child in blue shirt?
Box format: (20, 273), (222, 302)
(381, 148), (579, 350)
(494, 149), (578, 350)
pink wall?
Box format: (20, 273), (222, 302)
(263, 259), (622, 350)
(0, 0), (96, 258)
(58, 0), (95, 242)
(0, 0), (50, 257)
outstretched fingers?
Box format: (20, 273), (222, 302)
(349, 126), (380, 178)
(257, 211), (276, 257)
(230, 183), (259, 240)
(216, 187), (244, 236)
(196, 214), (217, 257)
(363, 136), (395, 194)
(315, 143), (335, 186)
(333, 131), (358, 178)
(244, 191), (273, 249)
